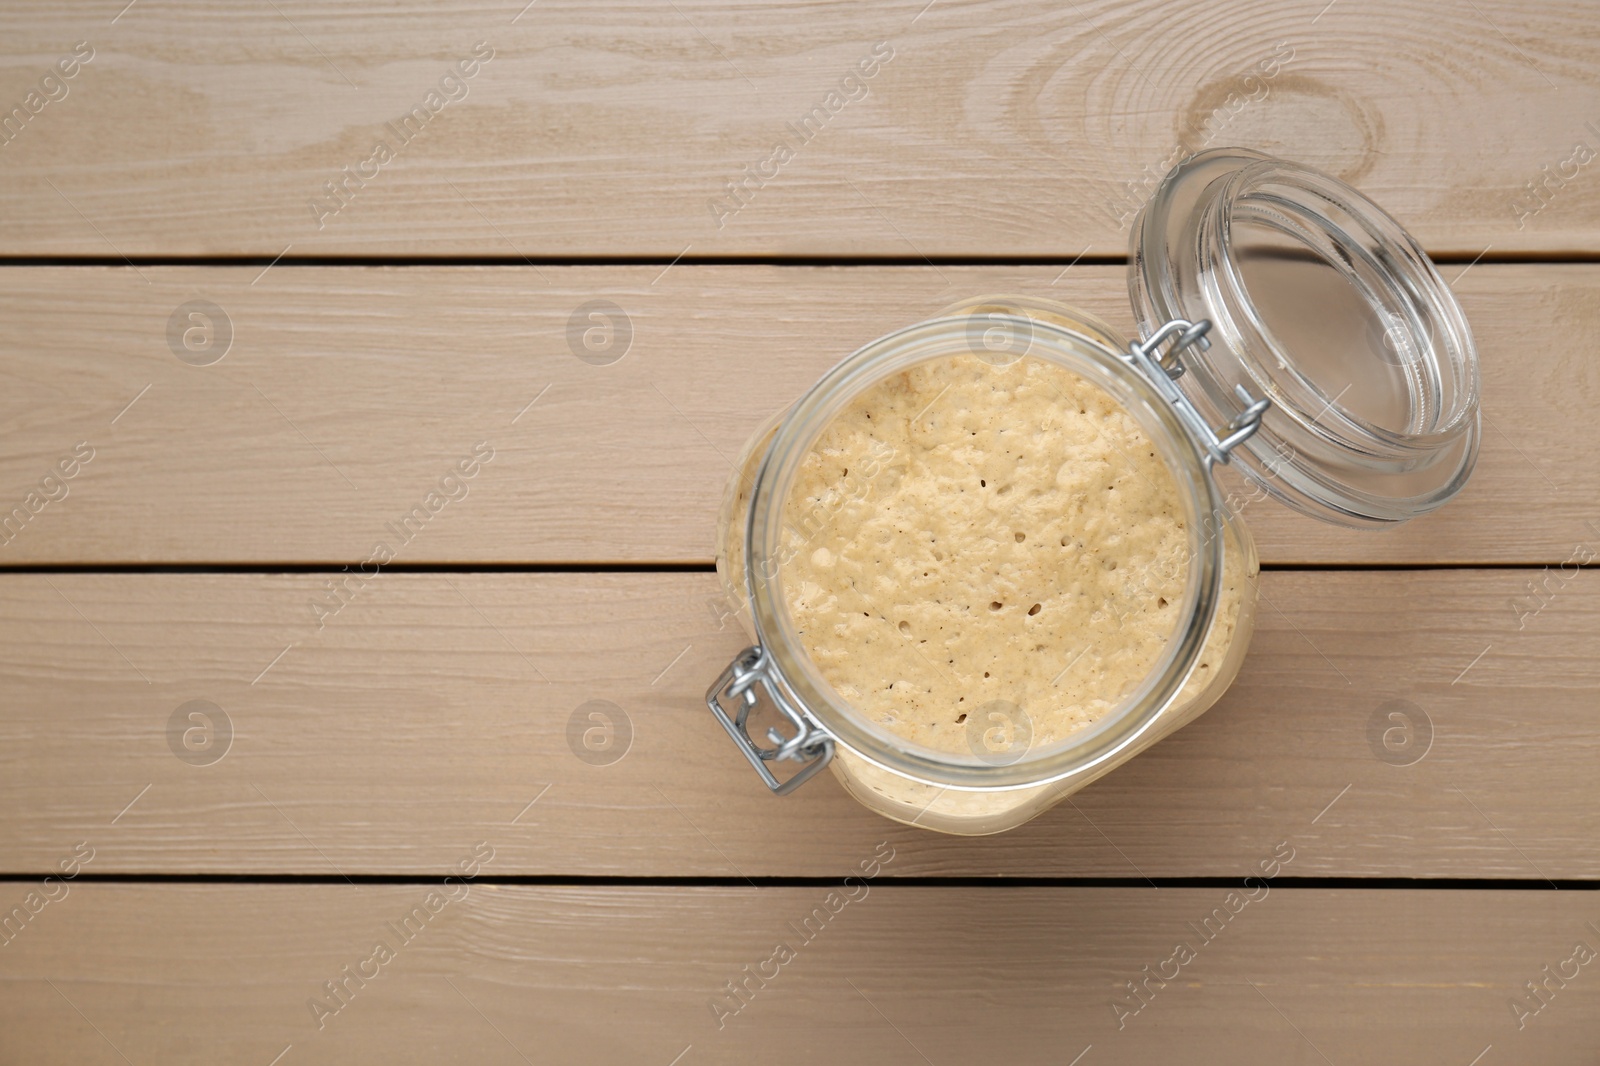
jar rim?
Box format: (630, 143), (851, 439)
(743, 314), (1227, 791)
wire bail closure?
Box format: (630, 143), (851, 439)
(1125, 318), (1271, 471)
(706, 645), (836, 795)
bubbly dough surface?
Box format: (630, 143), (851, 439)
(782, 352), (1230, 758)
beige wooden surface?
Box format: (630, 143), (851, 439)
(0, 1), (1597, 256)
(1, 570), (1594, 878)
(0, 264), (1592, 566)
(0, 885), (1595, 1063)
(4, 1), (1599, 1062)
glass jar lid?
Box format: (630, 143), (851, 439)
(1131, 149), (1480, 527)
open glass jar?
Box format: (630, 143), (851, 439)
(707, 148), (1480, 835)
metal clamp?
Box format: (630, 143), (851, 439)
(706, 645), (836, 796)
(1124, 319), (1271, 470)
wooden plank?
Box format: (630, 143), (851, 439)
(0, 883), (1593, 1063)
(2, 569), (1595, 878)
(0, 1), (1597, 256)
(0, 263), (1590, 566)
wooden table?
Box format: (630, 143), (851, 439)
(2, 2), (1598, 1062)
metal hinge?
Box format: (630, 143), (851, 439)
(1125, 319), (1271, 470)
(706, 645), (835, 796)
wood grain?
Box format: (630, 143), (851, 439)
(0, 883), (1593, 1064)
(1, 2), (1594, 1055)
(2, 569), (1595, 878)
(0, 263), (1592, 566)
(0, 1), (1596, 255)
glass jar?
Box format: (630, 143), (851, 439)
(706, 149), (1480, 835)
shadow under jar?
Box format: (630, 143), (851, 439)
(708, 149), (1480, 835)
